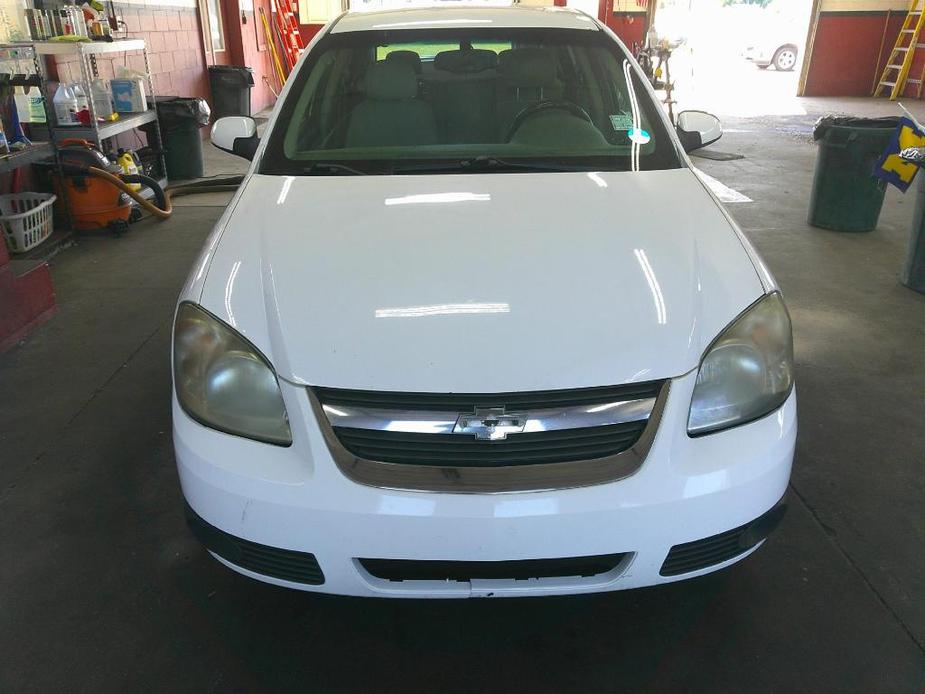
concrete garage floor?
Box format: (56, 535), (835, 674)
(2, 101), (925, 691)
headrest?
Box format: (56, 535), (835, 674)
(433, 49), (497, 74)
(364, 61), (419, 100)
(499, 48), (559, 88)
(385, 49), (422, 75)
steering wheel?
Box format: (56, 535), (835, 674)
(505, 100), (595, 143)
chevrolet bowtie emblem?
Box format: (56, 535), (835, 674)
(454, 407), (528, 440)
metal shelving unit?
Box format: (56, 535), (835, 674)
(33, 39), (167, 191)
(0, 44), (55, 175)
(0, 44), (72, 247)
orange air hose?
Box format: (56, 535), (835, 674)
(87, 166), (173, 219)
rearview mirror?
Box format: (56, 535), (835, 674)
(676, 110), (723, 153)
(211, 116), (259, 161)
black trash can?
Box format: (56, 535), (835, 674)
(208, 65), (255, 119)
(808, 115), (899, 232)
(144, 96), (211, 180)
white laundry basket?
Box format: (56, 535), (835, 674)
(0, 192), (56, 254)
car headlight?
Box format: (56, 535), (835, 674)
(173, 302), (291, 445)
(688, 292), (793, 436)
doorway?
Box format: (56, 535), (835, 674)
(199, 0), (232, 65)
(648, 0), (814, 117)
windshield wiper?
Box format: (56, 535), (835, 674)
(301, 162), (368, 176)
(392, 156), (595, 174)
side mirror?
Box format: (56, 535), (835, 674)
(676, 110), (723, 153)
(211, 116), (259, 161)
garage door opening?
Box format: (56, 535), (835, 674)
(632, 0), (814, 117)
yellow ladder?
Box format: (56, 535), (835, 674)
(875, 0), (925, 99)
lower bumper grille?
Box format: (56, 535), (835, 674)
(185, 504), (324, 585)
(660, 527), (752, 577)
(359, 553), (629, 582)
(660, 501), (788, 577)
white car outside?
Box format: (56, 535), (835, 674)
(173, 6), (796, 598)
(743, 40), (799, 71)
(741, 9), (803, 71)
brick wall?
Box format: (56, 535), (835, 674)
(45, 0), (281, 136)
(50, 3), (210, 102)
(123, 4), (211, 99)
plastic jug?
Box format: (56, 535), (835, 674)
(27, 88), (46, 123)
(13, 87), (45, 124)
(90, 78), (113, 119)
(117, 149), (141, 192)
(53, 83), (78, 125)
(72, 82), (89, 110)
(72, 82), (90, 123)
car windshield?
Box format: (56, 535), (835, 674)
(260, 26), (682, 175)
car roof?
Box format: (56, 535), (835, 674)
(329, 5), (602, 34)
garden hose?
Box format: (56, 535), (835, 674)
(122, 173), (171, 214)
(81, 168), (245, 221)
(166, 175), (245, 198)
(87, 166), (173, 219)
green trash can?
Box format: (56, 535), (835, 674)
(208, 65), (254, 119)
(163, 121), (203, 181)
(902, 168), (925, 294)
(143, 96), (212, 181)
(808, 116), (899, 232)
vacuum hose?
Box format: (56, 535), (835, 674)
(87, 166), (173, 219)
(57, 137), (245, 224)
(63, 159), (243, 223)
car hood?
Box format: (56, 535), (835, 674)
(198, 169), (764, 392)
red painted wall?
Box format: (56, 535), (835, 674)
(597, 0), (647, 50)
(606, 13), (647, 50)
(299, 23), (324, 44)
(803, 11), (906, 97)
(228, 0), (278, 113)
(0, 236), (56, 354)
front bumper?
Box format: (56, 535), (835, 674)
(743, 48), (772, 66)
(174, 370), (796, 598)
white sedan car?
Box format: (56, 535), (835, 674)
(743, 40), (799, 71)
(173, 6), (795, 598)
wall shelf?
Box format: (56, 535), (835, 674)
(50, 110), (157, 142)
(0, 142), (54, 175)
(0, 46), (55, 176)
(32, 39), (146, 56)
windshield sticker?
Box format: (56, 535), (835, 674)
(609, 113), (634, 131)
(627, 128), (651, 145)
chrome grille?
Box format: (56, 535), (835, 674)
(310, 380), (668, 493)
(314, 381), (663, 411)
(335, 420), (647, 467)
